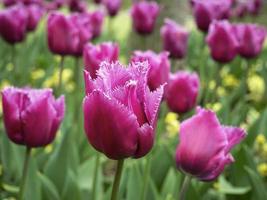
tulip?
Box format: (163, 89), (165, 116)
(94, 0), (102, 4)
(68, 0), (87, 13)
(130, 1), (160, 35)
(1, 87), (65, 147)
(3, 0), (17, 7)
(83, 42), (119, 78)
(131, 50), (170, 91)
(89, 10), (104, 39)
(165, 71), (199, 114)
(191, 0), (232, 32)
(160, 19), (189, 59)
(175, 107), (246, 181)
(0, 5), (28, 44)
(247, 0), (262, 15)
(206, 20), (239, 63)
(104, 0), (121, 17)
(47, 12), (80, 56)
(234, 24), (266, 58)
(83, 61), (164, 159)
(26, 5), (44, 32)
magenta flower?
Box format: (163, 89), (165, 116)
(94, 0), (102, 4)
(247, 0), (262, 15)
(130, 1), (160, 35)
(1, 87), (65, 147)
(234, 23), (266, 58)
(175, 107), (246, 181)
(89, 10), (104, 39)
(104, 0), (121, 17)
(83, 42), (119, 78)
(47, 12), (80, 56)
(165, 71), (199, 114)
(206, 20), (239, 63)
(0, 5), (28, 44)
(192, 0), (232, 32)
(83, 61), (164, 159)
(26, 5), (44, 32)
(160, 19), (189, 59)
(68, 0), (87, 13)
(131, 50), (170, 91)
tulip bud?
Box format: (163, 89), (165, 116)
(247, 0), (262, 15)
(175, 107), (246, 181)
(47, 12), (80, 56)
(130, 1), (160, 35)
(165, 71), (199, 114)
(234, 23), (266, 58)
(89, 10), (104, 39)
(131, 50), (170, 91)
(1, 87), (65, 147)
(191, 0), (232, 32)
(104, 0), (121, 17)
(0, 5), (28, 44)
(83, 42), (119, 78)
(206, 20), (239, 63)
(26, 5), (44, 32)
(68, 0), (87, 13)
(83, 61), (164, 159)
(160, 19), (189, 59)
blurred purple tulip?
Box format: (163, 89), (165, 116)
(234, 23), (266, 58)
(83, 42), (119, 78)
(89, 10), (104, 39)
(0, 5), (28, 44)
(131, 50), (170, 91)
(247, 0), (262, 15)
(160, 19), (189, 59)
(1, 87), (65, 147)
(104, 0), (121, 17)
(26, 5), (44, 32)
(176, 107), (246, 181)
(165, 71), (199, 114)
(94, 0), (102, 4)
(130, 1), (160, 35)
(68, 0), (87, 13)
(206, 20), (239, 63)
(47, 12), (80, 55)
(83, 61), (164, 159)
(191, 0), (232, 32)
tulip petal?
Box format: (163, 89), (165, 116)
(134, 123), (154, 158)
(223, 126), (246, 152)
(83, 90), (139, 159)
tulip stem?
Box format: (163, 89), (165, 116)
(57, 56), (65, 94)
(92, 154), (100, 200)
(179, 175), (191, 200)
(18, 147), (31, 200)
(140, 156), (151, 200)
(111, 159), (124, 200)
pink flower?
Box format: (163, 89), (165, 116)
(165, 71), (199, 114)
(160, 19), (189, 59)
(89, 10), (104, 39)
(26, 4), (44, 32)
(234, 23), (266, 58)
(1, 87), (65, 147)
(104, 0), (121, 17)
(83, 61), (164, 159)
(0, 4), (28, 44)
(131, 50), (170, 91)
(206, 20), (239, 63)
(83, 42), (119, 78)
(131, 1), (160, 35)
(175, 107), (246, 181)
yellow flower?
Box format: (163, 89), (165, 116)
(206, 102), (222, 112)
(209, 80), (216, 90)
(257, 163), (267, 177)
(44, 144), (53, 154)
(165, 112), (180, 138)
(256, 134), (266, 146)
(31, 69), (45, 80)
(217, 86), (227, 97)
(222, 74), (239, 87)
(247, 74), (265, 102)
(213, 182), (220, 190)
(0, 80), (11, 90)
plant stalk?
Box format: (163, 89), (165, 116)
(110, 159), (124, 200)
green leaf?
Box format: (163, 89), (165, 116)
(61, 169), (82, 200)
(161, 168), (181, 200)
(38, 173), (60, 200)
(217, 176), (250, 195)
(126, 161), (142, 200)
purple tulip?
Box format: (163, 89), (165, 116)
(103, 0), (121, 17)
(206, 20), (239, 63)
(160, 19), (189, 59)
(83, 42), (119, 78)
(89, 10), (104, 39)
(234, 24), (266, 58)
(175, 107), (246, 181)
(130, 1), (160, 35)
(0, 5), (28, 44)
(192, 0), (232, 32)
(1, 87), (65, 147)
(68, 0), (87, 13)
(247, 0), (262, 15)
(3, 0), (17, 7)
(94, 0), (102, 4)
(47, 12), (80, 56)
(26, 5), (44, 32)
(131, 50), (170, 91)
(83, 61), (164, 159)
(165, 71), (199, 114)
(70, 13), (92, 56)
